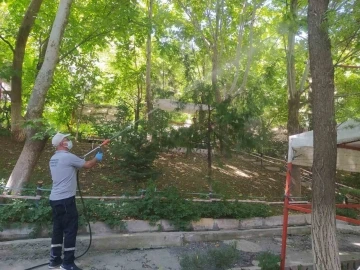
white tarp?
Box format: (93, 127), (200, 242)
(154, 99), (210, 114)
(288, 119), (360, 172)
(0, 80), (11, 101)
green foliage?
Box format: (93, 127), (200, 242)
(110, 127), (160, 181)
(22, 118), (56, 140)
(339, 173), (360, 189)
(124, 186), (271, 229)
(336, 208), (358, 219)
(0, 199), (52, 236)
(196, 201), (271, 219)
(1, 0), (360, 147)
(339, 187), (360, 199)
(123, 185), (198, 230)
(0, 125), (10, 136)
(0, 199), (51, 225)
(0, 186), (272, 232)
(213, 100), (256, 153)
(180, 244), (240, 270)
(166, 126), (205, 151)
(257, 252), (281, 270)
(102, 107), (179, 181)
(78, 200), (126, 229)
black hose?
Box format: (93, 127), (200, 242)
(74, 170), (92, 260)
(24, 170), (92, 270)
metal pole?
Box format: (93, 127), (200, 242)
(36, 181), (43, 197)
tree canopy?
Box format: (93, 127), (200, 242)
(1, 0), (359, 138)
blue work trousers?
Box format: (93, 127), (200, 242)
(49, 196), (78, 265)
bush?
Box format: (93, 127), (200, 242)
(0, 186), (272, 231)
(121, 184), (200, 229)
(336, 208), (358, 219)
(257, 252), (280, 270)
(110, 128), (160, 181)
(196, 201), (271, 220)
(180, 244), (240, 270)
(0, 199), (52, 235)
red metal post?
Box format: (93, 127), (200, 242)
(280, 162), (292, 270)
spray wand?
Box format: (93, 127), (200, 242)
(82, 108), (159, 158)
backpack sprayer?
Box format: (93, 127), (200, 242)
(25, 108), (159, 270)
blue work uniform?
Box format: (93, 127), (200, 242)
(49, 150), (85, 265)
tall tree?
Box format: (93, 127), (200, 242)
(10, 0), (44, 142)
(308, 0), (340, 269)
(146, 0), (154, 120)
(6, 0), (74, 193)
(285, 0), (309, 196)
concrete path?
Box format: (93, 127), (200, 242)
(2, 229), (360, 270)
(0, 249), (181, 270)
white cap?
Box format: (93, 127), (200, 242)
(52, 132), (71, 146)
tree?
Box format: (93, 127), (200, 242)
(2, 0), (44, 142)
(284, 0), (309, 197)
(6, 0), (74, 193)
(308, 0), (341, 269)
(146, 0), (154, 120)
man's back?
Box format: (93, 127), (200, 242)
(49, 150), (85, 201)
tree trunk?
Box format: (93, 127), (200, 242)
(10, 0), (44, 142)
(134, 41), (142, 132)
(308, 0), (340, 269)
(135, 81), (142, 131)
(6, 129), (47, 194)
(229, 0), (258, 99)
(212, 44), (221, 103)
(286, 0), (302, 197)
(307, 87), (314, 130)
(145, 0), (153, 121)
(288, 91), (302, 197)
(207, 104), (213, 193)
(6, 0), (74, 193)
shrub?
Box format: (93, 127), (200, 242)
(110, 128), (160, 181)
(0, 186), (272, 231)
(336, 208), (358, 219)
(257, 252), (280, 270)
(125, 184), (200, 230)
(196, 201), (271, 219)
(180, 244), (240, 270)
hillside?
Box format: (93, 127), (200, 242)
(0, 135), (358, 201)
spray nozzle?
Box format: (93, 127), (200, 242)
(100, 139), (111, 146)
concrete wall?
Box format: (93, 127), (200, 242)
(0, 215), (312, 241)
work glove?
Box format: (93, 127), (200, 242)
(95, 150), (103, 162)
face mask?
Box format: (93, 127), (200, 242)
(65, 140), (73, 150)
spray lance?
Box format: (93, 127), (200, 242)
(82, 108), (159, 158)
(82, 125), (130, 159)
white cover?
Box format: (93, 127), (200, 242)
(288, 119), (360, 172)
(154, 99), (209, 114)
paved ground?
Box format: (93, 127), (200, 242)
(2, 231), (360, 270)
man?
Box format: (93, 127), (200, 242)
(49, 132), (103, 270)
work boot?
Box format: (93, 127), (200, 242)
(60, 263), (82, 270)
(49, 258), (62, 268)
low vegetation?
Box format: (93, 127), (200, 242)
(179, 244), (240, 270)
(0, 185), (273, 233)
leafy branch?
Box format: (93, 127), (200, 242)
(0, 34), (15, 53)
